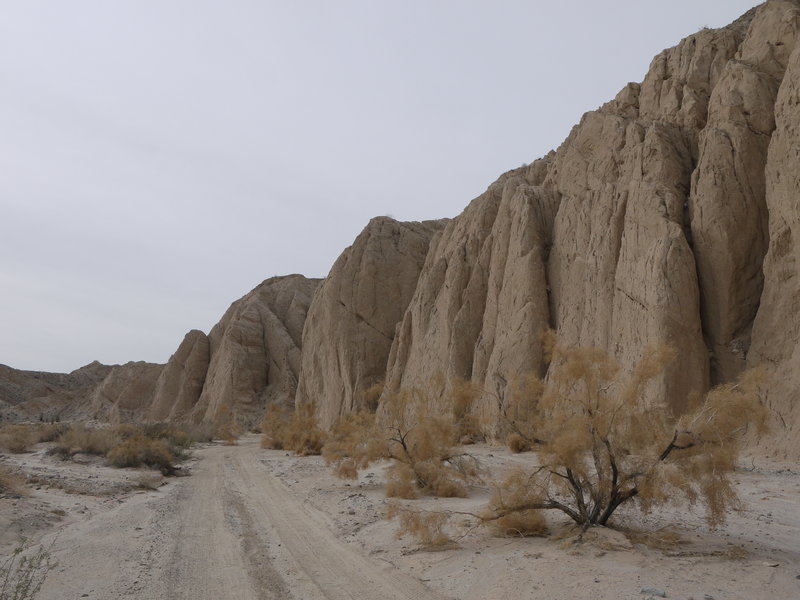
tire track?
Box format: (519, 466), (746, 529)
(229, 441), (451, 600)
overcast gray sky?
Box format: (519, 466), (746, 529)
(1, 0), (758, 372)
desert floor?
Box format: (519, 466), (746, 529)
(1, 435), (798, 600)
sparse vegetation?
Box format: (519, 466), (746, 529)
(0, 426), (37, 454)
(385, 337), (768, 547)
(134, 473), (164, 490)
(323, 381), (481, 498)
(214, 403), (240, 445)
(49, 426), (121, 459)
(486, 336), (768, 529)
(486, 468), (548, 537)
(0, 466), (25, 497)
(45, 423), (200, 475)
(283, 402), (327, 456)
(451, 378), (484, 444)
(260, 403), (291, 450)
(386, 503), (455, 549)
(0, 538), (54, 600)
(34, 424), (69, 444)
(261, 402), (327, 455)
(107, 436), (177, 474)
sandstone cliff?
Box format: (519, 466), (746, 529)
(190, 274), (320, 426)
(295, 217), (446, 427)
(88, 361), (164, 422)
(4, 1), (800, 459)
(748, 0), (800, 458)
(148, 330), (210, 421)
(0, 276), (318, 427)
(380, 0), (800, 457)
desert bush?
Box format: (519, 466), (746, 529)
(134, 473), (164, 490)
(35, 423), (69, 443)
(451, 378), (484, 444)
(214, 403), (240, 445)
(50, 426), (121, 459)
(282, 403), (327, 456)
(182, 422), (216, 444)
(260, 403), (292, 450)
(138, 423), (193, 459)
(48, 424), (189, 474)
(486, 468), (547, 536)
(362, 380), (385, 412)
(486, 336), (768, 528)
(323, 382), (481, 497)
(0, 466), (25, 497)
(323, 411), (385, 479)
(0, 426), (37, 454)
(505, 432), (530, 454)
(385, 503), (455, 549)
(107, 436), (176, 474)
(0, 538), (54, 600)
(111, 423), (143, 440)
(261, 402), (327, 455)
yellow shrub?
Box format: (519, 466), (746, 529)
(107, 436), (176, 474)
(0, 425), (37, 454)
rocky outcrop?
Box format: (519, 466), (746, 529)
(384, 174), (559, 418)
(88, 361), (164, 422)
(691, 1), (799, 384)
(0, 361), (113, 421)
(749, 0), (800, 458)
(5, 2), (800, 460)
(0, 277), (319, 426)
(382, 0), (800, 449)
(149, 330), (210, 421)
(295, 217), (446, 427)
(190, 275), (320, 426)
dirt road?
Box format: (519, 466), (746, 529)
(16, 436), (800, 600)
(36, 438), (448, 600)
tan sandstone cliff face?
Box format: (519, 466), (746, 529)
(4, 2), (800, 460)
(749, 0), (800, 458)
(148, 330), (210, 421)
(295, 217), (447, 428)
(88, 361), (164, 422)
(384, 172), (559, 417)
(380, 1), (800, 454)
(190, 274), (320, 426)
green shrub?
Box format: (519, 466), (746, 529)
(0, 538), (54, 600)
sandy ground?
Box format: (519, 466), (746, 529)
(1, 435), (798, 600)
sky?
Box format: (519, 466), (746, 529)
(1, 0), (759, 373)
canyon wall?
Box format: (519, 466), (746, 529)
(4, 1), (800, 456)
(294, 217), (446, 428)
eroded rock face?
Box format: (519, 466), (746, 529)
(295, 217), (446, 427)
(381, 1), (800, 449)
(0, 361), (113, 421)
(190, 275), (320, 426)
(149, 330), (210, 421)
(88, 361), (164, 422)
(691, 1), (799, 384)
(749, 0), (800, 458)
(384, 173), (559, 421)
(0, 277), (318, 426)
(5, 2), (800, 459)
